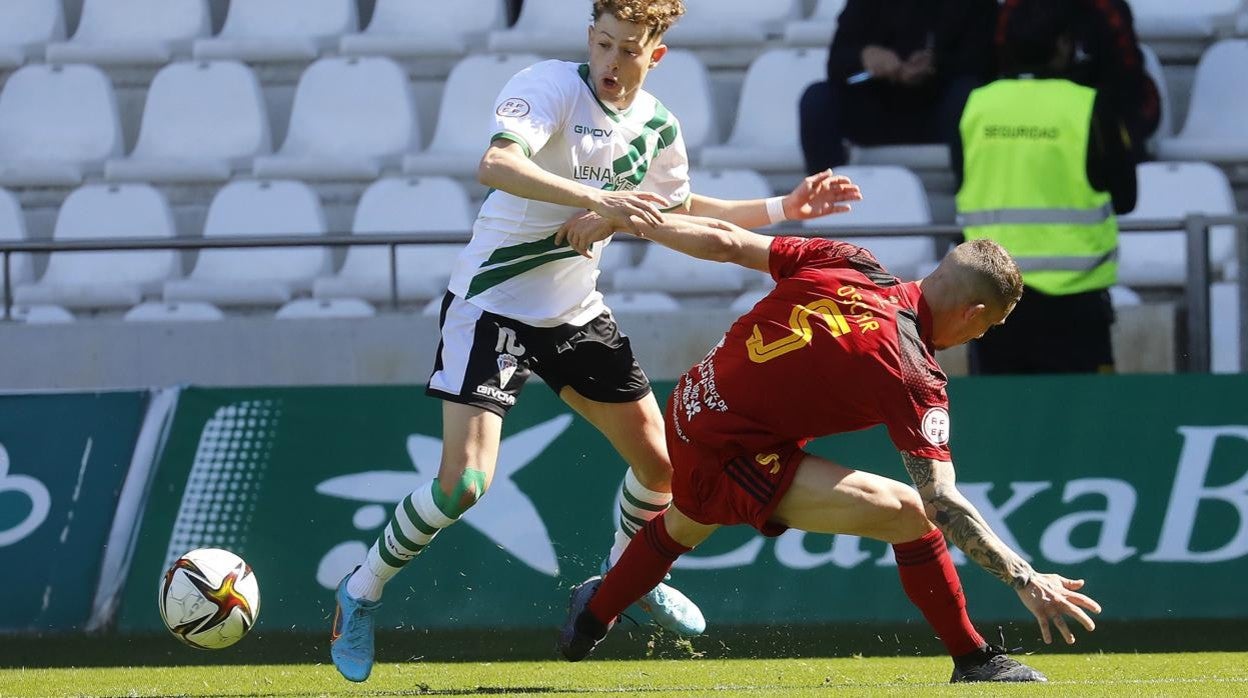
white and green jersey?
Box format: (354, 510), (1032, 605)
(448, 59), (691, 327)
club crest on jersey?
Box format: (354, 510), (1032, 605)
(497, 98), (530, 118)
(497, 353), (519, 388)
(921, 407), (951, 446)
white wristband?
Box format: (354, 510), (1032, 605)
(765, 196), (787, 224)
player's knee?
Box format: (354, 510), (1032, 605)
(891, 487), (933, 541)
(434, 469), (489, 519)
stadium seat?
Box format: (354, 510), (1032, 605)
(1109, 284), (1143, 309)
(0, 64), (122, 187)
(802, 165), (935, 280)
(314, 177), (472, 304)
(1118, 161), (1238, 287)
(0, 0), (66, 69)
(339, 0), (506, 57)
(848, 144), (951, 170)
(1130, 0), (1242, 40)
(783, 0), (846, 47)
(276, 298), (377, 319)
(613, 223), (753, 296)
(1155, 40), (1248, 162)
(14, 184), (179, 309)
(487, 0), (588, 54)
(701, 48), (827, 172)
(403, 53), (540, 177)
(665, 0), (801, 47)
(123, 300), (224, 322)
(163, 180), (331, 306)
(1210, 281), (1241, 373)
(254, 57), (418, 181)
(688, 168), (773, 201)
(1140, 44), (1172, 148)
(0, 188), (33, 293)
(45, 0), (209, 66)
(10, 304), (74, 323)
(730, 286), (773, 312)
(192, 0), (357, 62)
(643, 50), (717, 154)
(106, 61), (270, 183)
(602, 291), (681, 312)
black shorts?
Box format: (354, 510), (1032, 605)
(426, 292), (652, 416)
(971, 287), (1115, 374)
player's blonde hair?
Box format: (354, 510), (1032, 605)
(932, 239), (1024, 310)
(592, 0), (686, 42)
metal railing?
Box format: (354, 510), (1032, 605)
(1, 216), (1245, 372)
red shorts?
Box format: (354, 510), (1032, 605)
(666, 412), (806, 538)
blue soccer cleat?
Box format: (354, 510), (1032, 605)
(330, 569), (379, 682)
(601, 558), (706, 636)
(557, 576), (615, 662)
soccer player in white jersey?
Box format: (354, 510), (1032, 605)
(330, 0), (863, 682)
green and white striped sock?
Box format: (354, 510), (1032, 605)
(347, 480), (458, 602)
(607, 469), (671, 567)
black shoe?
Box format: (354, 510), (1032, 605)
(951, 645), (1048, 683)
(556, 575), (615, 662)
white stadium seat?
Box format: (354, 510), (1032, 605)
(642, 50), (717, 153)
(602, 291), (681, 312)
(275, 297), (377, 319)
(701, 48), (827, 172)
(164, 180), (331, 306)
(45, 0), (209, 66)
(488, 0), (588, 54)
(1130, 0), (1242, 41)
(106, 61), (270, 183)
(255, 57), (418, 181)
(403, 53), (540, 177)
(0, 64), (122, 187)
(0, 0), (66, 69)
(1140, 44), (1172, 146)
(11, 304), (75, 324)
(802, 165), (935, 280)
(340, 0), (506, 57)
(784, 0), (846, 47)
(665, 0), (801, 47)
(0, 189), (33, 292)
(688, 168), (773, 201)
(1155, 40), (1248, 162)
(731, 286), (773, 312)
(192, 0), (357, 62)
(14, 184), (179, 309)
(314, 177), (473, 303)
(1118, 161), (1238, 287)
(1210, 282), (1241, 373)
(123, 301), (224, 322)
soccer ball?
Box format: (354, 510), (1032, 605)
(158, 548), (260, 649)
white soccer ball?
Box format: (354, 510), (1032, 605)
(158, 547), (260, 649)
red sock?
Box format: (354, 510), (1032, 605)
(893, 528), (986, 657)
(588, 515), (690, 624)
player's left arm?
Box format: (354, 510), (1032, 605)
(681, 170), (862, 228)
(901, 453), (1103, 644)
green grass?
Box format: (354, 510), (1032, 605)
(3, 654), (1248, 698)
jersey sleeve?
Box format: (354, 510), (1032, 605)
(882, 310), (953, 460)
(767, 236), (873, 281)
(491, 61), (572, 157)
(640, 115), (691, 210)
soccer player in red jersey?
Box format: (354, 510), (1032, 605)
(556, 215), (1102, 682)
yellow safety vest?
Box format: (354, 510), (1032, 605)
(956, 78), (1117, 295)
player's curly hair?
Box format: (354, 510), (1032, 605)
(592, 0), (686, 41)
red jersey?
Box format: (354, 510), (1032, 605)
(670, 236), (952, 461)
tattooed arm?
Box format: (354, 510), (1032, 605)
(900, 452), (1034, 588)
(901, 452), (1103, 644)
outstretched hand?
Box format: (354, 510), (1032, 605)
(1016, 573), (1102, 645)
(780, 170), (863, 221)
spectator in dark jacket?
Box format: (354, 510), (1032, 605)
(997, 0), (1160, 159)
(798, 0), (998, 174)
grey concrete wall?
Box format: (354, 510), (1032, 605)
(0, 306), (1176, 391)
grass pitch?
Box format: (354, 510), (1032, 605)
(3, 653), (1248, 698)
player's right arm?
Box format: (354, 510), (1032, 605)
(625, 214), (774, 273)
(477, 140), (666, 232)
(900, 453), (1103, 645)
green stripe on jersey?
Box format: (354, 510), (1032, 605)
(466, 249), (582, 298)
(482, 232), (560, 266)
(491, 131), (532, 158)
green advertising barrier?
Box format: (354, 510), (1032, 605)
(118, 376), (1248, 634)
(0, 391), (149, 632)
